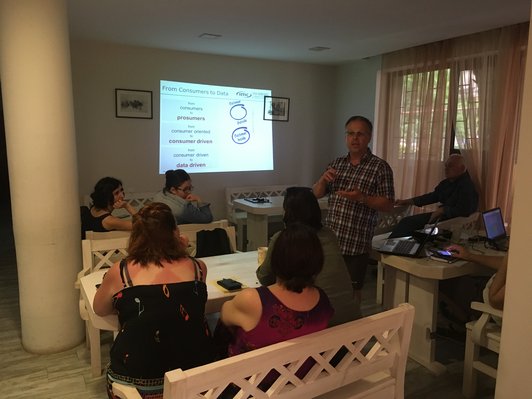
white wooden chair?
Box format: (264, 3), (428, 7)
(462, 301), (502, 398)
(225, 185), (295, 251)
(75, 236), (130, 376)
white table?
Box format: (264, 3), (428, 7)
(232, 196), (328, 250)
(371, 234), (496, 374)
(79, 251), (261, 333)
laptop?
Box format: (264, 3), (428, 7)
(378, 219), (440, 258)
(481, 207), (509, 251)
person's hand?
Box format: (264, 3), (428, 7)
(395, 199), (411, 206)
(336, 188), (364, 202)
(429, 207), (444, 222)
(113, 199), (128, 209)
(320, 167), (337, 184)
(445, 244), (469, 260)
(185, 193), (201, 202)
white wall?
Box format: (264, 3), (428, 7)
(71, 40), (337, 219)
(335, 56), (382, 154)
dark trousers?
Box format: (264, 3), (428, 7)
(343, 253), (370, 290)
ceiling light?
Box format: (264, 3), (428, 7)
(308, 46), (331, 52)
(198, 33), (222, 39)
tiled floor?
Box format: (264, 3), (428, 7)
(0, 205), (496, 398)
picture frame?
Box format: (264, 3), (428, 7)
(264, 96), (290, 122)
(115, 88), (153, 119)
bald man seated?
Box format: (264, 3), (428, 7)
(389, 154), (478, 238)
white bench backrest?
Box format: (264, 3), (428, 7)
(81, 237), (130, 275)
(162, 303), (414, 399)
(82, 191), (157, 218)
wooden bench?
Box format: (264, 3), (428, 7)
(225, 185), (297, 251)
(112, 303), (414, 399)
(82, 191), (157, 218)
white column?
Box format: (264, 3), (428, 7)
(0, 0), (83, 352)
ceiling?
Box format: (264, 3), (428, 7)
(67, 0), (531, 65)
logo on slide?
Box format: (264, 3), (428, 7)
(236, 91), (252, 98)
(232, 127), (250, 144)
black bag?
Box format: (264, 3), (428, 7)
(195, 228), (232, 258)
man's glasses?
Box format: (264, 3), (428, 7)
(345, 131), (369, 138)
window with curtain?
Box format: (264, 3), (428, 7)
(376, 23), (528, 223)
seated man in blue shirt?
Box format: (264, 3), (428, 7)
(390, 154), (478, 238)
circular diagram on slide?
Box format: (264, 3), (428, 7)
(232, 127), (250, 144)
(230, 104), (247, 120)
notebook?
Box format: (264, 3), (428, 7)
(378, 219), (440, 258)
(481, 207), (508, 250)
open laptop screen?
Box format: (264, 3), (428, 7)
(482, 207), (507, 241)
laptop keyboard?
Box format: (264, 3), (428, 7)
(394, 240), (417, 254)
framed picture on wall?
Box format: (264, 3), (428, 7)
(115, 88), (153, 119)
(263, 96), (290, 122)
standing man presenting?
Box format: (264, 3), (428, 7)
(313, 116), (395, 303)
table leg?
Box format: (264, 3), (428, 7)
(246, 213), (268, 250)
(407, 275), (446, 375)
(87, 321), (102, 377)
(382, 266), (408, 310)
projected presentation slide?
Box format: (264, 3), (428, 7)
(160, 80), (273, 174)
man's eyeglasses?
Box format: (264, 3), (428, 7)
(345, 131), (369, 138)
(177, 186), (194, 193)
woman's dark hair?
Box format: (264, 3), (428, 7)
(271, 223), (324, 293)
(90, 177), (122, 209)
(163, 169), (191, 192)
(127, 202), (187, 266)
(283, 187), (322, 229)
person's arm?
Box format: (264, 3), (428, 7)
(220, 288), (261, 331)
(93, 262), (122, 316)
(180, 202), (213, 223)
(102, 199), (137, 231)
(489, 260), (507, 310)
(395, 198), (415, 206)
(313, 167), (336, 198)
(102, 215), (132, 231)
(445, 244), (507, 270)
(255, 234), (278, 286)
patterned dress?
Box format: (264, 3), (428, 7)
(106, 258), (214, 399)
